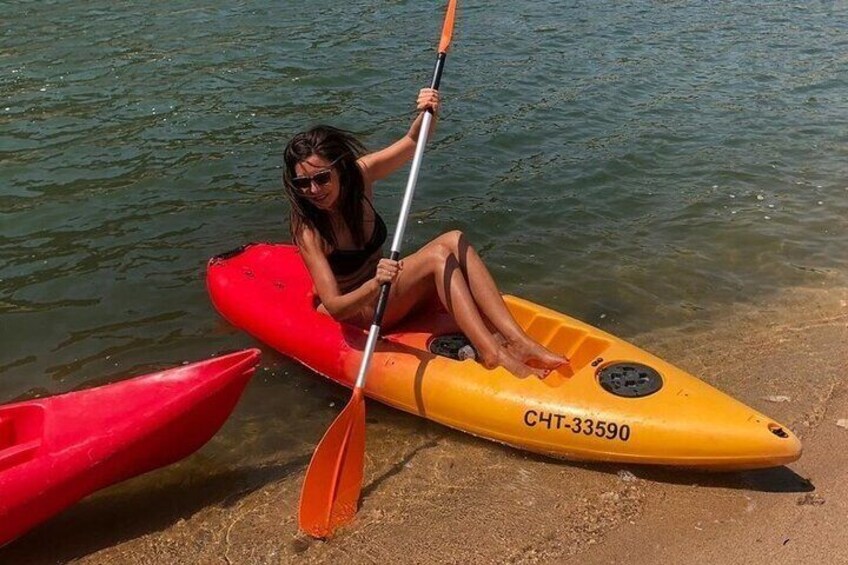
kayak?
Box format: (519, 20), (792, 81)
(207, 243), (801, 470)
(0, 348), (260, 547)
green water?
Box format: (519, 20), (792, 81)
(2, 1), (847, 444)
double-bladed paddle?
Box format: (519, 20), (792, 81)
(298, 0), (459, 539)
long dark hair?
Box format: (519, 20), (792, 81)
(283, 125), (367, 249)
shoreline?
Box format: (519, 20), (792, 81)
(2, 281), (846, 564)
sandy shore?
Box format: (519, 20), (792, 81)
(3, 282), (846, 564)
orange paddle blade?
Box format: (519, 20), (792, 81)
(437, 0), (458, 53)
(298, 388), (366, 538)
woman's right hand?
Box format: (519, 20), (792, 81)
(375, 258), (403, 286)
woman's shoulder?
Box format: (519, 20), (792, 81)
(295, 224), (331, 256)
(355, 158), (375, 198)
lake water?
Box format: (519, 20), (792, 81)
(2, 0), (847, 461)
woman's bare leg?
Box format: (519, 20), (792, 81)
(432, 231), (566, 369)
(382, 238), (546, 378)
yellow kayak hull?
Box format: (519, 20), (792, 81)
(208, 243), (802, 469)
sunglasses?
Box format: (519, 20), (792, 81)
(291, 157), (342, 193)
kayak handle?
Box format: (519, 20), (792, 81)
(211, 243), (258, 262)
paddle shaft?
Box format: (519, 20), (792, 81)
(352, 54), (448, 390)
(298, 2), (458, 538)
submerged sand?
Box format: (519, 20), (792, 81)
(3, 282), (846, 564)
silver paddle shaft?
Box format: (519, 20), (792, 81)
(389, 111), (433, 254)
(353, 111), (434, 390)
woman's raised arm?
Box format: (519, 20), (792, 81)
(358, 88), (440, 187)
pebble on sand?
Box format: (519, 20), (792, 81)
(763, 395), (791, 403)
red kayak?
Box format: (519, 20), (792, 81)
(0, 348), (260, 547)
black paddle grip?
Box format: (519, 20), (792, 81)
(430, 52), (447, 91)
(372, 250), (401, 326)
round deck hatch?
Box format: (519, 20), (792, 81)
(597, 362), (663, 398)
(428, 334), (472, 360)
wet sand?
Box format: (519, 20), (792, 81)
(2, 282), (846, 564)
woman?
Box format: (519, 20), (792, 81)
(283, 88), (566, 378)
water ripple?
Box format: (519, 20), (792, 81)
(2, 0), (847, 398)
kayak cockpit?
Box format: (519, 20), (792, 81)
(0, 404), (44, 470)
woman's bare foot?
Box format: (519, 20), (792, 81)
(506, 336), (567, 370)
(491, 332), (508, 347)
(496, 347), (549, 379)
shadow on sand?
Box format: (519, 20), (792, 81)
(444, 428), (814, 494)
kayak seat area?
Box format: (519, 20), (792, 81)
(0, 406), (44, 470)
(505, 298), (612, 377)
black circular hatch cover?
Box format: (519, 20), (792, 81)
(597, 362), (663, 398)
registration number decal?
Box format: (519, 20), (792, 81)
(523, 410), (631, 442)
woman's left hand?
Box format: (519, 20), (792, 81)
(416, 88), (440, 114)
(408, 88), (440, 141)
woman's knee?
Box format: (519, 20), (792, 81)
(424, 237), (454, 267)
(416, 231), (467, 277)
(428, 230), (465, 261)
(439, 230), (465, 253)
